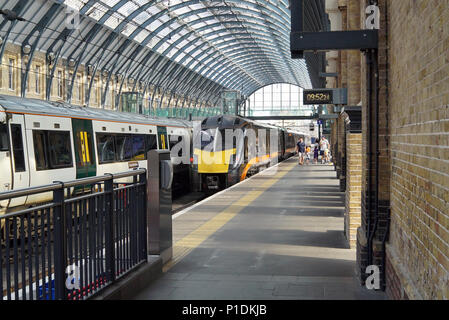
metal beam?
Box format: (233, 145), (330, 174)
(247, 116), (317, 121)
(291, 30), (379, 53)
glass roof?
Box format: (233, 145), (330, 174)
(1, 0), (316, 102)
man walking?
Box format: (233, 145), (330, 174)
(296, 138), (306, 165)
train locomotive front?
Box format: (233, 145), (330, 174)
(192, 116), (246, 192)
(192, 115), (285, 193)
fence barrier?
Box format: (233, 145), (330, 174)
(0, 169), (147, 300)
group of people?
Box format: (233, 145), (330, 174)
(296, 136), (331, 165)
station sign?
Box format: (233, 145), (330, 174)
(303, 88), (348, 105)
(304, 90), (333, 105)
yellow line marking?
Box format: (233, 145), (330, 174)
(163, 161), (297, 272)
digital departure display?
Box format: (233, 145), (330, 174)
(303, 90), (334, 105)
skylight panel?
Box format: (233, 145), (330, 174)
(86, 3), (108, 21)
(134, 11), (151, 25)
(64, 0), (85, 11)
(189, 3), (206, 11)
(100, 0), (121, 8)
(104, 13), (123, 30)
(173, 6), (190, 15)
(122, 23), (138, 37)
(178, 39), (190, 48)
(174, 51), (186, 63)
(147, 5), (161, 15)
(135, 29), (150, 43)
(117, 1), (138, 16)
(147, 19), (163, 31)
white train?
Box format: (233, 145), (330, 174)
(0, 95), (192, 215)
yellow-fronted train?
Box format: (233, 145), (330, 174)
(192, 115), (309, 193)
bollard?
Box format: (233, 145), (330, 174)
(147, 150), (173, 264)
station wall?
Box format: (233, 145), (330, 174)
(329, 0), (449, 299)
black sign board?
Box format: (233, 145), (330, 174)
(303, 90), (333, 105)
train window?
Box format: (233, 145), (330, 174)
(48, 131), (73, 168)
(0, 123), (8, 151)
(33, 131), (48, 170)
(32, 130), (72, 170)
(169, 135), (183, 157)
(132, 135), (146, 161)
(115, 135), (133, 161)
(10, 124), (26, 172)
(244, 137), (248, 161)
(96, 134), (116, 164)
(145, 134), (157, 153)
(266, 132), (270, 153)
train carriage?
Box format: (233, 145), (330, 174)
(192, 115), (307, 193)
(0, 95), (192, 216)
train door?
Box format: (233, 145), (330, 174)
(0, 118), (12, 208)
(280, 130), (286, 160)
(157, 126), (169, 150)
(72, 119), (96, 179)
(9, 114), (30, 206)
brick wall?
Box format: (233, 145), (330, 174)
(386, 0), (449, 300)
(331, 0), (448, 299)
(345, 132), (362, 248)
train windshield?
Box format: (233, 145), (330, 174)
(0, 123), (8, 151)
(197, 128), (241, 152)
(200, 129), (215, 149)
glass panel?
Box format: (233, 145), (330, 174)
(115, 135), (133, 161)
(132, 135), (146, 160)
(169, 135), (183, 157)
(33, 131), (48, 171)
(145, 134), (157, 153)
(97, 134), (116, 164)
(48, 131), (73, 168)
(0, 124), (8, 151)
(10, 124), (25, 172)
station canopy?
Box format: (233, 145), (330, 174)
(0, 0), (327, 104)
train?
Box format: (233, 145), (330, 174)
(0, 94), (192, 216)
(192, 115), (309, 192)
(0, 95), (309, 216)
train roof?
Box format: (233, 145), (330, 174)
(0, 95), (191, 128)
(201, 115), (285, 131)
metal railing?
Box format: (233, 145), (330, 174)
(0, 169), (147, 300)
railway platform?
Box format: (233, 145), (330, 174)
(132, 158), (386, 300)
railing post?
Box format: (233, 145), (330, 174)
(139, 170), (147, 261)
(131, 175), (138, 265)
(104, 174), (115, 283)
(147, 150), (173, 264)
(53, 182), (67, 300)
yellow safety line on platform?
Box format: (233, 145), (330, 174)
(163, 161), (297, 272)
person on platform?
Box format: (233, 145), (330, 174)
(296, 138), (306, 165)
(320, 136), (330, 164)
(314, 144), (319, 164)
(305, 145), (311, 165)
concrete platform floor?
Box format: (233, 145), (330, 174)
(133, 158), (386, 300)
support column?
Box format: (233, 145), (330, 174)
(343, 107), (362, 248)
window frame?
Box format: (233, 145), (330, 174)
(8, 58), (15, 91)
(0, 123), (9, 152)
(97, 133), (159, 164)
(10, 124), (26, 172)
(32, 129), (73, 171)
(35, 65), (41, 94)
(96, 133), (117, 164)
